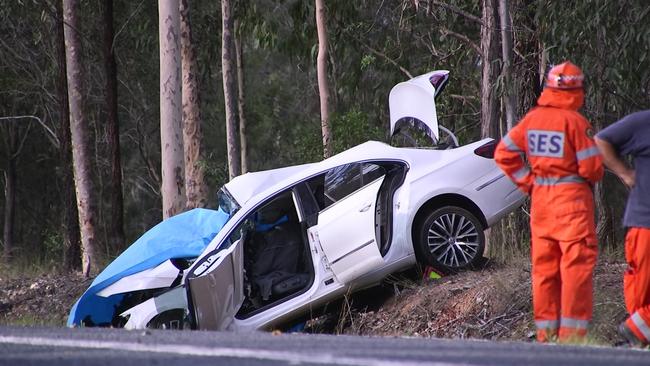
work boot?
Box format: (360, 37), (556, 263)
(618, 322), (645, 347)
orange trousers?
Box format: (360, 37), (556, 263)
(531, 236), (598, 342)
(623, 227), (650, 344)
(530, 199), (598, 342)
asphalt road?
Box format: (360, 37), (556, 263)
(0, 326), (649, 366)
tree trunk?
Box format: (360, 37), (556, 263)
(315, 0), (332, 158)
(63, 0), (99, 277)
(159, 0), (186, 218)
(498, 0), (515, 131)
(513, 2), (543, 114)
(2, 128), (17, 264)
(593, 24), (614, 249)
(480, 0), (500, 139)
(480, 0), (501, 255)
(55, 0), (80, 270)
(101, 0), (125, 252)
(235, 20), (248, 174)
(180, 0), (208, 209)
(222, 0), (241, 180)
(538, 45), (548, 90)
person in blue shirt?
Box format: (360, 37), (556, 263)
(595, 110), (650, 346)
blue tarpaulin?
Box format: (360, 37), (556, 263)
(67, 208), (230, 327)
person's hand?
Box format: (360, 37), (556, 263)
(620, 169), (636, 188)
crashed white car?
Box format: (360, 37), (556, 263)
(68, 71), (524, 331)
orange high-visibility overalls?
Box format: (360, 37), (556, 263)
(623, 228), (650, 343)
(494, 87), (603, 342)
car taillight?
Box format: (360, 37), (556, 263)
(474, 140), (498, 159)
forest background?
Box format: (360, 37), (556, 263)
(1, 0), (649, 278)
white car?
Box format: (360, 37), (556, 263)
(68, 71), (524, 331)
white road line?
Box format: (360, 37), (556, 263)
(0, 335), (475, 366)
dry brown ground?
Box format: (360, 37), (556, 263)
(314, 259), (628, 345)
(0, 259), (627, 345)
(0, 271), (92, 326)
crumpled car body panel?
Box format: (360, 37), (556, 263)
(67, 208), (230, 327)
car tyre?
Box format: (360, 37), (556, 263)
(415, 206), (485, 274)
(147, 309), (189, 330)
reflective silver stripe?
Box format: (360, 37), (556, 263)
(576, 146), (600, 161)
(631, 312), (650, 341)
(560, 317), (589, 329)
(549, 73), (584, 82)
(512, 166), (531, 180)
(535, 320), (559, 330)
(503, 135), (523, 152)
(535, 175), (586, 186)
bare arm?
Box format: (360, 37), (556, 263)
(594, 136), (635, 188)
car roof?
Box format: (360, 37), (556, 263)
(225, 141), (408, 206)
(227, 70), (455, 206)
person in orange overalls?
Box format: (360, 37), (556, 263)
(595, 110), (650, 346)
(494, 61), (603, 342)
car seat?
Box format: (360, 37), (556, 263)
(249, 196), (308, 302)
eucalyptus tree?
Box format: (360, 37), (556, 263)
(180, 0), (208, 209)
(222, 0), (241, 179)
(63, 0), (100, 276)
(235, 19), (249, 174)
(498, 0), (515, 130)
(479, 0), (500, 139)
(402, 1), (495, 140)
(101, 0), (125, 251)
(158, 0), (186, 218)
(54, 0), (80, 270)
(315, 0), (332, 158)
(1, 1), (83, 268)
(0, 122), (19, 263)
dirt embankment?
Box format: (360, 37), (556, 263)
(0, 272), (92, 326)
(0, 260), (627, 345)
(312, 260), (627, 345)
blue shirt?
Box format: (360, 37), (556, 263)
(596, 110), (650, 228)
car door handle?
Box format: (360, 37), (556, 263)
(359, 203), (371, 212)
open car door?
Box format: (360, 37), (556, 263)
(186, 237), (244, 330)
(312, 177), (385, 283)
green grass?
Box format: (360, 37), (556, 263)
(0, 258), (66, 279)
(1, 314), (65, 327)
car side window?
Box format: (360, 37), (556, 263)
(307, 163), (385, 212)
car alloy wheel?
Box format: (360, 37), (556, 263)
(416, 206), (485, 272)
